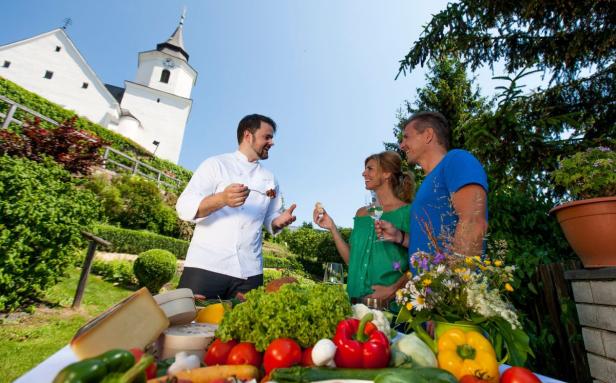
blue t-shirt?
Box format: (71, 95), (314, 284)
(408, 149), (488, 257)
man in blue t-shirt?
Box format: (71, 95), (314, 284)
(376, 111), (488, 279)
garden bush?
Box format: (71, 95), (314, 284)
(279, 224), (351, 277)
(92, 224), (189, 259)
(0, 116), (107, 174)
(133, 249), (177, 294)
(0, 155), (101, 311)
(85, 174), (182, 237)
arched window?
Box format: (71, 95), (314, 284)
(160, 69), (170, 84)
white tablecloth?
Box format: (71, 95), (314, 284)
(16, 345), (566, 383)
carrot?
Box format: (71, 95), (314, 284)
(147, 364), (260, 383)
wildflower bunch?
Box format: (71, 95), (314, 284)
(395, 240), (532, 365)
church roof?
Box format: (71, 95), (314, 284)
(156, 13), (189, 62)
(104, 84), (125, 103)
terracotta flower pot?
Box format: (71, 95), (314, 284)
(549, 196), (616, 267)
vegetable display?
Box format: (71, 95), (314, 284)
(500, 366), (541, 383)
(216, 283), (351, 351)
(333, 313), (391, 369)
(437, 328), (499, 383)
(204, 339), (238, 366)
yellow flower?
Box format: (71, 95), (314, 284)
(473, 255), (481, 261)
(494, 260), (503, 267)
(396, 289), (404, 299)
(505, 283), (514, 292)
(422, 278), (432, 287)
(479, 265), (487, 271)
(405, 302), (413, 311)
(462, 274), (472, 282)
(464, 257), (474, 265)
(484, 260), (492, 266)
(405, 271), (412, 278)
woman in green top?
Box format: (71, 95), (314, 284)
(313, 151), (415, 302)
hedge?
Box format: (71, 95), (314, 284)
(92, 224), (189, 259)
(0, 76), (192, 185)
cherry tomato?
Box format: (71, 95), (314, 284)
(204, 338), (238, 366)
(500, 367), (541, 383)
(263, 338), (302, 374)
(128, 348), (157, 379)
(301, 346), (315, 367)
(460, 375), (490, 383)
(226, 342), (262, 367)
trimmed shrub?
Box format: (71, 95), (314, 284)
(0, 155), (101, 311)
(92, 224), (189, 259)
(133, 249), (177, 294)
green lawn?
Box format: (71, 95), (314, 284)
(0, 267), (135, 383)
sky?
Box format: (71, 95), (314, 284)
(1, 0), (523, 228)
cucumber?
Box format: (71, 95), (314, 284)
(270, 366), (457, 383)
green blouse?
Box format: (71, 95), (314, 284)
(346, 204), (410, 299)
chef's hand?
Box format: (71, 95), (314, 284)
(272, 204), (297, 231)
(222, 183), (249, 207)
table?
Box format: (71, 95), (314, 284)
(17, 345), (566, 383)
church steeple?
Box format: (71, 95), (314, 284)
(156, 10), (189, 62)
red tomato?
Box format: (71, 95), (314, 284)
(128, 348), (157, 379)
(460, 375), (490, 383)
(301, 346), (315, 367)
(263, 338), (302, 374)
(204, 338), (238, 366)
(226, 342), (262, 367)
(500, 367), (541, 383)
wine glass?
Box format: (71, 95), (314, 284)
(323, 262), (345, 284)
(369, 192), (384, 240)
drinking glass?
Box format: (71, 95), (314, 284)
(368, 191), (384, 240)
(323, 262), (345, 284)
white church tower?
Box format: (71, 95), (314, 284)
(117, 12), (197, 163)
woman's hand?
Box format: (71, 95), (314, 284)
(374, 219), (400, 243)
(313, 206), (335, 230)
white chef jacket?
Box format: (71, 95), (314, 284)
(176, 151), (283, 278)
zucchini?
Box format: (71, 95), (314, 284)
(270, 366), (457, 383)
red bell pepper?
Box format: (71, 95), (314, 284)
(333, 313), (391, 368)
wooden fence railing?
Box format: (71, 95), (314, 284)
(0, 94), (181, 190)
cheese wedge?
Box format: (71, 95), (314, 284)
(70, 287), (169, 359)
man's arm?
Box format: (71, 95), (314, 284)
(194, 184), (249, 218)
(451, 184), (488, 257)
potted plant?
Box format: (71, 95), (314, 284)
(549, 146), (616, 267)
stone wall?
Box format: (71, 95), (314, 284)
(566, 268), (616, 383)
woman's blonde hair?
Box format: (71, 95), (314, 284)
(365, 151), (415, 203)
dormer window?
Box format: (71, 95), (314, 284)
(44, 70), (54, 79)
(55, 46), (61, 52)
(160, 69), (170, 84)
(2, 61), (10, 68)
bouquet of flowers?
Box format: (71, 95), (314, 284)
(395, 240), (532, 366)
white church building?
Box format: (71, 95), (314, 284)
(0, 16), (196, 164)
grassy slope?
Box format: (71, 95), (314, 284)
(0, 267), (134, 383)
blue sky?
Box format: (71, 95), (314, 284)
(2, 0), (519, 228)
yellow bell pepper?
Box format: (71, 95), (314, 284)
(437, 328), (499, 383)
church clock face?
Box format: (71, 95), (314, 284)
(163, 58), (176, 69)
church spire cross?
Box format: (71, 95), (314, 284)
(156, 8), (189, 62)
